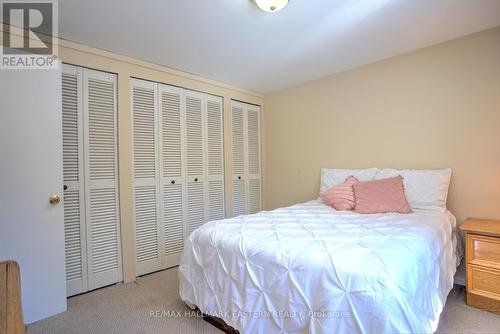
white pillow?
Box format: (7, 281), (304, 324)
(375, 168), (452, 212)
(320, 168), (379, 192)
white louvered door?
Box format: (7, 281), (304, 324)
(205, 95), (225, 221)
(231, 102), (246, 216)
(231, 101), (261, 216)
(83, 69), (122, 290)
(131, 79), (225, 277)
(132, 79), (162, 276)
(62, 65), (122, 297)
(246, 105), (261, 214)
(184, 90), (206, 234)
(158, 84), (186, 268)
(62, 64), (87, 296)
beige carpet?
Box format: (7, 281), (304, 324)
(28, 268), (500, 334)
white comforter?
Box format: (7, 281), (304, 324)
(179, 200), (458, 334)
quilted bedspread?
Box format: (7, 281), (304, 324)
(179, 199), (458, 334)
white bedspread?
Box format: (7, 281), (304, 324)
(179, 200), (458, 334)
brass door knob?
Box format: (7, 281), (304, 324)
(49, 195), (61, 205)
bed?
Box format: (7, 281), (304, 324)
(179, 198), (459, 334)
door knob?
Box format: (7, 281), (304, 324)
(49, 195), (61, 205)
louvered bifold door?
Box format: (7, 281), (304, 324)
(185, 90), (207, 233)
(62, 64), (88, 296)
(205, 95), (225, 222)
(246, 105), (262, 214)
(231, 101), (246, 217)
(83, 69), (122, 290)
(158, 84), (185, 268)
(132, 79), (162, 276)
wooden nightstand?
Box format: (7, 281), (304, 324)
(459, 218), (500, 315)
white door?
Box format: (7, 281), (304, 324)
(62, 65), (122, 295)
(131, 79), (226, 277)
(246, 105), (262, 214)
(62, 65), (88, 296)
(205, 95), (225, 221)
(0, 67), (67, 323)
(132, 79), (161, 276)
(231, 100), (261, 216)
(158, 84), (185, 268)
(83, 69), (122, 290)
(184, 90), (206, 234)
(231, 102), (246, 216)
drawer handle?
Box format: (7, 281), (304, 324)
(194, 178), (198, 182)
(171, 180), (175, 184)
(238, 176), (242, 180)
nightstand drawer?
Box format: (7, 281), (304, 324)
(461, 218), (500, 314)
(469, 265), (500, 298)
(467, 234), (500, 267)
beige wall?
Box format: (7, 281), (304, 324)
(263, 27), (500, 225)
(51, 39), (264, 283)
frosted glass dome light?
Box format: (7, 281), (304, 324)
(254, 0), (289, 12)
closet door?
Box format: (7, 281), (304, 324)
(205, 95), (225, 221)
(63, 65), (122, 296)
(231, 101), (261, 216)
(231, 102), (246, 217)
(83, 69), (122, 290)
(62, 64), (87, 296)
(158, 84), (186, 268)
(131, 81), (226, 276)
(246, 105), (261, 214)
(184, 90), (206, 233)
(132, 79), (162, 276)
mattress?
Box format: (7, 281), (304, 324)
(179, 199), (458, 334)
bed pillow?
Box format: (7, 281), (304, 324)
(320, 167), (378, 192)
(353, 176), (413, 214)
(374, 168), (452, 212)
(320, 176), (359, 210)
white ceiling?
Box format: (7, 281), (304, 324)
(59, 0), (500, 93)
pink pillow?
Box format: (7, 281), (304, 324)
(353, 176), (413, 214)
(320, 176), (359, 210)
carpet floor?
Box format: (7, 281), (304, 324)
(28, 267), (500, 334)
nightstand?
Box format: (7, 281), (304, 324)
(459, 218), (500, 315)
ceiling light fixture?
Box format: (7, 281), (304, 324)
(254, 0), (289, 12)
